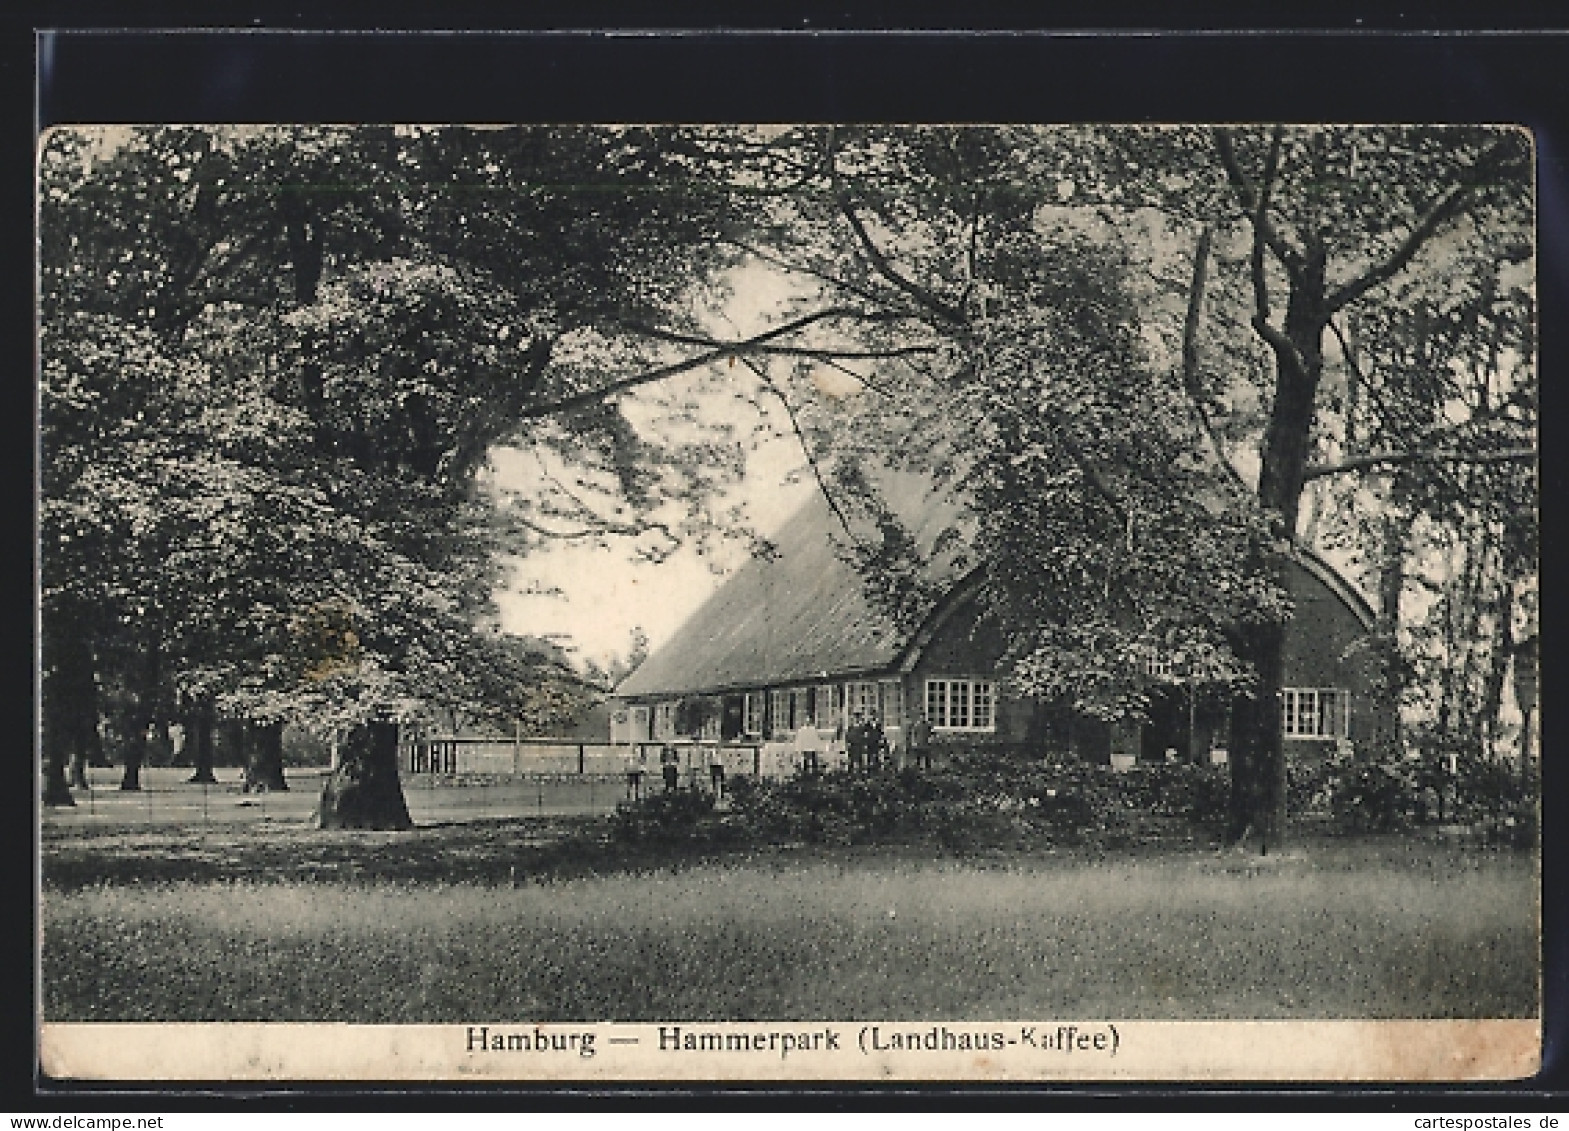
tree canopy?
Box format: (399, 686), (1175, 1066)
(38, 124), (1535, 838)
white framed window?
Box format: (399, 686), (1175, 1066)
(973, 681), (993, 730)
(1282, 688), (1350, 739)
(846, 681), (878, 721)
(879, 680), (904, 729)
(790, 687), (811, 728)
(769, 689), (794, 738)
(924, 678), (996, 732)
(817, 684), (840, 729)
(652, 701), (677, 741)
(742, 691), (764, 737)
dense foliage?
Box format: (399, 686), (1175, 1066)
(39, 124), (1535, 836)
(38, 125), (761, 808)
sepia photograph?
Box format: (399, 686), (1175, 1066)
(35, 121), (1540, 1082)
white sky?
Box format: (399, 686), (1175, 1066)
(493, 423), (815, 670)
(492, 261), (822, 670)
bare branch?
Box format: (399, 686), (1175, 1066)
(718, 237), (888, 308)
(617, 319), (940, 361)
(517, 306), (895, 420)
(1303, 446), (1537, 481)
(837, 198), (970, 326)
(738, 354), (862, 544)
(515, 513), (675, 543)
(816, 356), (899, 400)
(1213, 126), (1307, 279)
(827, 131), (968, 327)
(1174, 226), (1251, 494)
(1325, 184), (1470, 315)
(1220, 128), (1303, 369)
(1246, 208), (1298, 366)
(1326, 139), (1528, 314)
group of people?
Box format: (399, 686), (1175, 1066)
(796, 711), (935, 775)
(624, 707), (939, 799)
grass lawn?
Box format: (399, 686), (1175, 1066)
(41, 820), (1537, 1022)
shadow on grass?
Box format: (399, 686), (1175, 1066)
(40, 815), (745, 890)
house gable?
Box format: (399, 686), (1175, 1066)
(1280, 552), (1386, 749)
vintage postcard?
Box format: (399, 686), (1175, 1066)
(37, 122), (1540, 1085)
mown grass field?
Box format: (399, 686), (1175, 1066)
(41, 819), (1537, 1023)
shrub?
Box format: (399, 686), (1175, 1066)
(728, 769), (961, 846)
(1328, 761), (1417, 833)
(724, 758), (1229, 850)
(1287, 757), (1338, 818)
(1307, 747), (1539, 845)
(614, 752), (1247, 853)
(1451, 752), (1537, 848)
(611, 787), (735, 846)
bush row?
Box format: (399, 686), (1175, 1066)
(612, 746), (1539, 851)
(613, 756), (1232, 851)
(1289, 751), (1537, 845)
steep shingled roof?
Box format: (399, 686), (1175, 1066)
(614, 469), (968, 699)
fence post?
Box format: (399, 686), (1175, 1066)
(578, 744), (585, 775)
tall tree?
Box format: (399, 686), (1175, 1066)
(39, 125), (783, 825)
(705, 124), (1533, 848)
(1205, 126), (1531, 841)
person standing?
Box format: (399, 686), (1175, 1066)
(661, 744), (679, 792)
(845, 716), (866, 772)
(625, 744), (645, 801)
(908, 712), (934, 771)
(795, 715), (824, 777)
(868, 712), (888, 771)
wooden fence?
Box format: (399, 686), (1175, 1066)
(403, 737), (767, 782)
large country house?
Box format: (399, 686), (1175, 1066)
(611, 471), (1385, 775)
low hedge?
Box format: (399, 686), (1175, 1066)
(613, 757), (1232, 851)
(1289, 749), (1537, 845)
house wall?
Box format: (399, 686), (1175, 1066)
(901, 559), (1384, 764)
(905, 594), (1024, 744)
(613, 558), (1385, 766)
(1278, 557), (1384, 759)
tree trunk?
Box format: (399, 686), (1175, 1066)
(40, 603), (90, 807)
(120, 632), (163, 791)
(68, 642), (104, 789)
(1228, 242), (1328, 849)
(244, 721), (289, 792)
(317, 720), (414, 830)
(1480, 578), (1514, 760)
(1368, 506), (1411, 762)
(1227, 617), (1286, 851)
(187, 704), (217, 784)
(119, 719), (145, 791)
